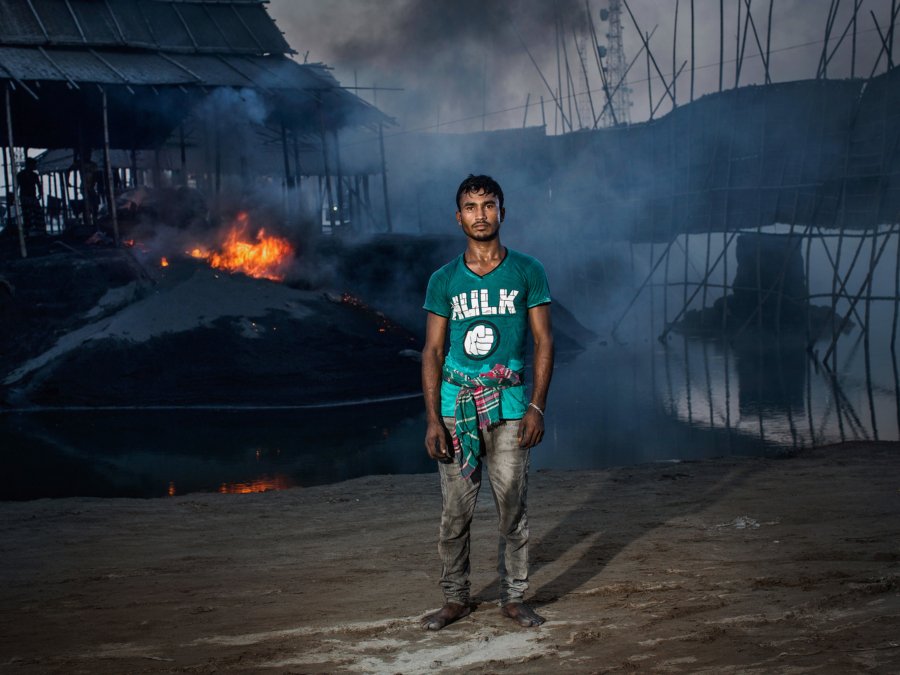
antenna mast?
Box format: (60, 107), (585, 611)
(602, 0), (633, 125)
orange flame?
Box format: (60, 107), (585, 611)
(160, 257), (169, 267)
(190, 212), (294, 282)
(218, 475), (294, 494)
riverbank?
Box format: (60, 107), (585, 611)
(1, 441), (898, 673)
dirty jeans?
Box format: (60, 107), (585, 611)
(438, 417), (531, 606)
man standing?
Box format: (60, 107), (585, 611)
(16, 157), (44, 233)
(421, 174), (554, 630)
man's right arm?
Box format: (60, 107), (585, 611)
(422, 311), (450, 460)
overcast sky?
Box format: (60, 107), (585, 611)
(267, 0), (896, 133)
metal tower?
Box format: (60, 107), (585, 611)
(602, 0), (633, 125)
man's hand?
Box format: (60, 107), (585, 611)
(517, 407), (544, 448)
(425, 419), (451, 461)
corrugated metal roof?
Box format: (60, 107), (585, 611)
(0, 46), (339, 89)
(0, 0), (291, 55)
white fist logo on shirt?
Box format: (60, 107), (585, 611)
(463, 321), (498, 359)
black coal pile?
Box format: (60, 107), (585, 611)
(1, 243), (421, 408)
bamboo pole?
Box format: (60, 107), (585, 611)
(101, 88), (119, 245)
(690, 0), (695, 101)
(623, 1), (676, 106)
(735, 0), (751, 88)
(672, 0), (679, 107)
(5, 85), (27, 258)
(573, 23), (596, 125)
(863, 224), (879, 439)
(852, 0), (859, 77)
(766, 0), (774, 83)
(560, 16), (579, 129)
(718, 0), (724, 92)
(891, 228), (900, 432)
(555, 11), (565, 132)
(890, 0), (897, 67)
(645, 31), (653, 120)
(512, 21), (571, 132)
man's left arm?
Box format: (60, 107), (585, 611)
(518, 303), (554, 448)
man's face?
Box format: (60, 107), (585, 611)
(456, 190), (504, 242)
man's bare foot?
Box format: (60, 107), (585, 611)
(421, 602), (471, 630)
(501, 603), (545, 627)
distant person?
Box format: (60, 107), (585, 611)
(420, 174), (554, 630)
(16, 157), (45, 233)
(69, 150), (101, 228)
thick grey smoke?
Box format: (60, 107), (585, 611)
(269, 0), (894, 132)
(270, 0), (591, 131)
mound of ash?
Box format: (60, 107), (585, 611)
(1, 246), (420, 408)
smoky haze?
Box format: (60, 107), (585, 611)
(269, 0), (894, 133)
(261, 0), (900, 342)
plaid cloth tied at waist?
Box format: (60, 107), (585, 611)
(443, 364), (523, 479)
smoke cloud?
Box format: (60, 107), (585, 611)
(269, 0), (894, 132)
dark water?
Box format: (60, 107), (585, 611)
(0, 399), (434, 500)
(4, 227), (899, 500)
(0, 336), (840, 501)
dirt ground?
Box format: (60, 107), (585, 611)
(1, 442), (898, 674)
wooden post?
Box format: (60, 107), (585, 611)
(280, 120), (292, 215)
(292, 129), (303, 216)
(5, 85), (27, 258)
(101, 88), (119, 245)
(214, 119), (221, 196)
(333, 129), (345, 231)
(58, 168), (68, 223)
(130, 148), (138, 187)
(1, 145), (10, 208)
(378, 122), (392, 233)
(179, 123), (187, 187)
(363, 174), (372, 229)
(318, 101), (335, 231)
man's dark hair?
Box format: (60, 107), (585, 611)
(456, 174), (504, 210)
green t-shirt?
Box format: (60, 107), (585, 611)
(423, 248), (551, 419)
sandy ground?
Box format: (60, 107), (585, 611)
(1, 442), (898, 674)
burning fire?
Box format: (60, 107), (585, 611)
(160, 257), (169, 267)
(218, 475), (294, 494)
(190, 212), (294, 282)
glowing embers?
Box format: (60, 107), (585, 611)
(189, 212), (294, 282)
(218, 474), (294, 494)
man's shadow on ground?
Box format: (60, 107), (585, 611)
(470, 421), (782, 610)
